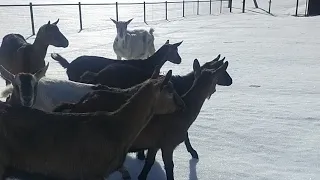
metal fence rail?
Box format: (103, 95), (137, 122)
(0, 0), (231, 35)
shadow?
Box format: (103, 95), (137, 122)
(188, 159), (199, 180)
(108, 155), (166, 180)
(257, 8), (275, 17)
(78, 29), (83, 33)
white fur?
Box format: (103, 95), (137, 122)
(2, 77), (95, 112)
(113, 24), (156, 60)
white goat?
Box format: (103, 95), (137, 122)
(0, 63), (97, 112)
(111, 18), (156, 60)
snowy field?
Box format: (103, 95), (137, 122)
(0, 0), (319, 180)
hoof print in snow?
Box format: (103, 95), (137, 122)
(249, 85), (261, 88)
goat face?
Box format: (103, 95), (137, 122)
(0, 63), (49, 107)
(111, 18), (133, 39)
(155, 81), (185, 114)
(40, 19), (69, 48)
(165, 40), (183, 64)
(152, 70), (185, 114)
(194, 59), (229, 100)
(12, 74), (39, 107)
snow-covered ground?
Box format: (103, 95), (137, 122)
(0, 0), (319, 180)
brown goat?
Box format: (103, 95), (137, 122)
(132, 59), (229, 180)
(0, 70), (179, 180)
(0, 19), (68, 85)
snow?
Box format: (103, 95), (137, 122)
(0, 0), (319, 179)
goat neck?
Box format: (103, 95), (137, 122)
(32, 34), (49, 62)
(179, 73), (216, 128)
(143, 45), (169, 71)
(112, 80), (158, 145)
(170, 72), (195, 96)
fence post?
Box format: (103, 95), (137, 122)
(165, 1), (168, 20)
(210, 0), (212, 14)
(229, 0), (232, 12)
(183, 0), (185, 17)
(304, 0), (308, 16)
(116, 2), (119, 21)
(295, 0), (299, 16)
(197, 0), (199, 15)
(29, 2), (35, 35)
(78, 2), (83, 31)
(220, 0), (223, 13)
(268, 0), (271, 13)
(242, 0), (246, 13)
(144, 1), (146, 23)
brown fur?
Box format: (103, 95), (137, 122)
(0, 71), (176, 180)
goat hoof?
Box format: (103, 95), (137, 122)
(137, 152), (146, 160)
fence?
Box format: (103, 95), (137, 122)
(0, 0), (232, 36)
(241, 0), (310, 16)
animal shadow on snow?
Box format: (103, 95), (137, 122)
(108, 155), (166, 180)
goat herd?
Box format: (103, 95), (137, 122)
(0, 18), (233, 180)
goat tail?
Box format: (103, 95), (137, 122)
(1, 85), (13, 98)
(149, 28), (155, 36)
(51, 53), (70, 69)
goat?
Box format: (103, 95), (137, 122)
(135, 54), (233, 161)
(110, 18), (155, 60)
(0, 63), (101, 112)
(0, 19), (69, 85)
(0, 69), (181, 180)
(50, 39), (182, 82)
(42, 57), (231, 180)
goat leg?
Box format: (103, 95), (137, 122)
(184, 132), (199, 159)
(161, 147), (175, 180)
(0, 166), (5, 180)
(136, 151), (146, 160)
(118, 166), (131, 180)
(137, 148), (158, 180)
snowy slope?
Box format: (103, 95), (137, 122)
(0, 0), (320, 180)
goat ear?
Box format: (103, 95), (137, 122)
(165, 40), (169, 45)
(126, 18), (133, 25)
(212, 54), (221, 62)
(193, 59), (201, 78)
(34, 62), (49, 80)
(110, 18), (117, 24)
(212, 61), (229, 76)
(0, 65), (15, 83)
(173, 41), (183, 48)
(52, 18), (59, 25)
(151, 65), (161, 79)
(47, 21), (51, 25)
(160, 70), (172, 90)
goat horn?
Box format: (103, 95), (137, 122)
(0, 65), (15, 83)
(53, 19), (59, 25)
